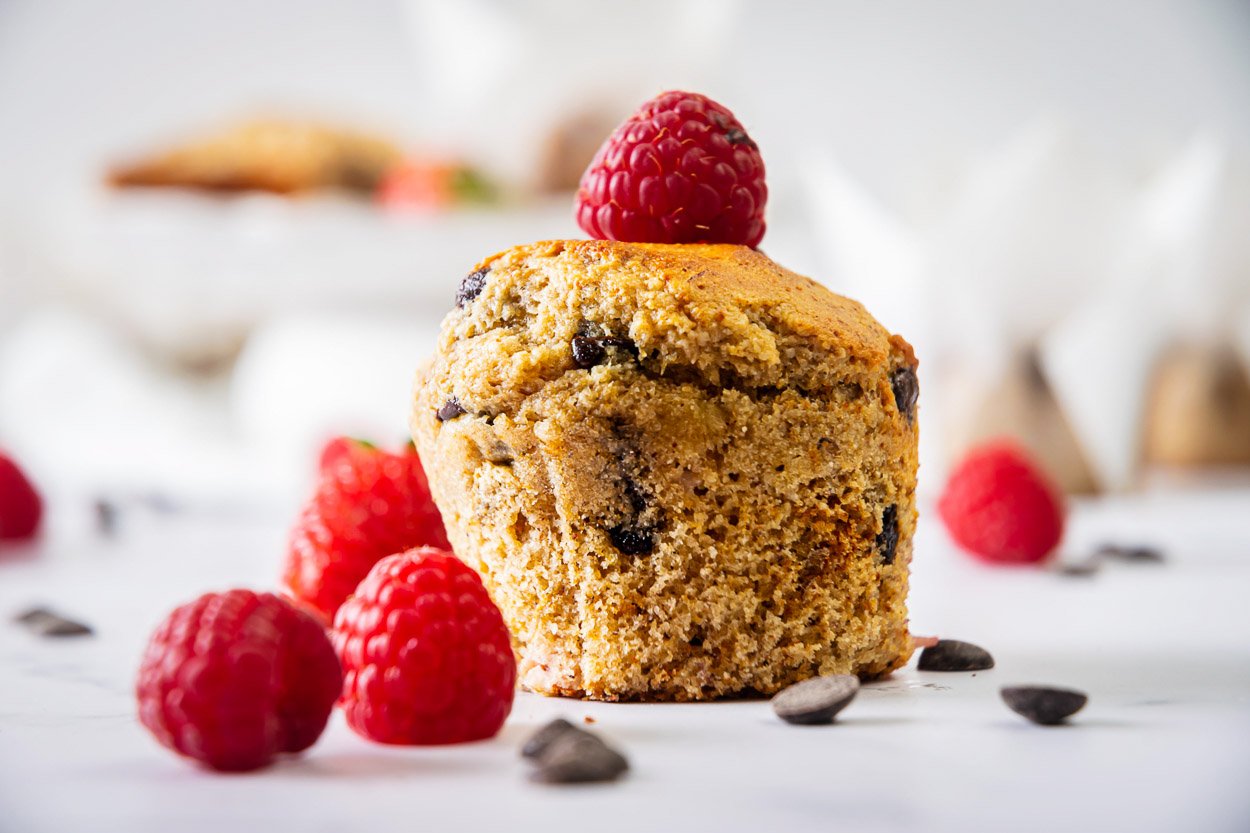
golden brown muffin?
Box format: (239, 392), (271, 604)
(109, 119), (402, 195)
(412, 240), (919, 701)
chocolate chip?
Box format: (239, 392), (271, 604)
(483, 439), (514, 465)
(1096, 543), (1165, 564)
(93, 499), (118, 536)
(1001, 685), (1088, 725)
(571, 325), (637, 369)
(608, 524), (654, 555)
(456, 268), (489, 308)
(571, 335), (606, 368)
(436, 396), (466, 422)
(521, 718), (578, 760)
(1056, 558), (1101, 577)
(917, 639), (995, 672)
(15, 607), (93, 637)
(891, 366), (919, 422)
(771, 674), (860, 725)
(876, 504), (899, 565)
(525, 725), (629, 784)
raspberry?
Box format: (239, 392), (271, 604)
(136, 590), (342, 772)
(284, 440), (450, 621)
(575, 90), (767, 248)
(0, 451), (42, 541)
(938, 441), (1066, 565)
(332, 548), (516, 745)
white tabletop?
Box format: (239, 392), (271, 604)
(2, 485), (1249, 833)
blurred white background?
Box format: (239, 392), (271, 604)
(1, 0), (1248, 505)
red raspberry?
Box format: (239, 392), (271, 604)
(0, 451), (42, 541)
(284, 440), (450, 621)
(332, 547), (516, 745)
(575, 90), (767, 248)
(136, 590), (342, 772)
(938, 441), (1066, 565)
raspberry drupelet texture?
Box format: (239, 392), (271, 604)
(576, 91), (767, 248)
(284, 439), (450, 621)
(135, 590), (342, 772)
(938, 441), (1066, 565)
(332, 547), (516, 745)
(0, 451), (42, 541)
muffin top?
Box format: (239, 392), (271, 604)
(427, 239), (915, 421)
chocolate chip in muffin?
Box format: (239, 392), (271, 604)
(917, 639), (995, 671)
(571, 335), (606, 368)
(608, 524), (655, 555)
(15, 606), (93, 637)
(571, 322), (638, 369)
(1001, 685), (1088, 725)
(456, 267), (489, 308)
(876, 504), (899, 565)
(436, 396), (466, 422)
(771, 674), (860, 725)
(891, 366), (919, 422)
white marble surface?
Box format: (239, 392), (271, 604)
(2, 487), (1249, 833)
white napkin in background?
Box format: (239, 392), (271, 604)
(807, 117), (1250, 493)
(0, 308), (441, 506)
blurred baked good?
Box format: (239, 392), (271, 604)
(108, 119), (402, 195)
(1145, 343), (1250, 467)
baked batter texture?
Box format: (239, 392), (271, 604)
(413, 240), (918, 701)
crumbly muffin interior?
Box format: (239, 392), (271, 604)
(413, 240), (918, 701)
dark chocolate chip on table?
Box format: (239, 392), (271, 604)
(93, 498), (119, 536)
(1001, 685), (1088, 725)
(917, 639), (995, 672)
(455, 267), (489, 308)
(771, 674), (860, 725)
(436, 396), (467, 422)
(876, 504), (899, 565)
(890, 366), (919, 422)
(521, 718), (578, 759)
(15, 606), (93, 637)
(1096, 543), (1165, 564)
(522, 719), (629, 784)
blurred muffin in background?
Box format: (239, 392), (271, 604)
(1145, 343), (1250, 468)
(108, 119), (403, 196)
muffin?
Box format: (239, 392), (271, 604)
(411, 240), (918, 701)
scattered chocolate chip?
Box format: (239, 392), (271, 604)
(1001, 685), (1088, 725)
(608, 524), (654, 555)
(571, 335), (606, 368)
(15, 606), (93, 637)
(456, 268), (489, 308)
(93, 499), (118, 536)
(436, 396), (466, 422)
(521, 718), (578, 760)
(891, 366), (919, 423)
(876, 504), (899, 565)
(771, 674), (860, 725)
(523, 721), (629, 784)
(1056, 557), (1101, 577)
(583, 715), (596, 725)
(917, 639), (995, 672)
(1096, 543), (1165, 564)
